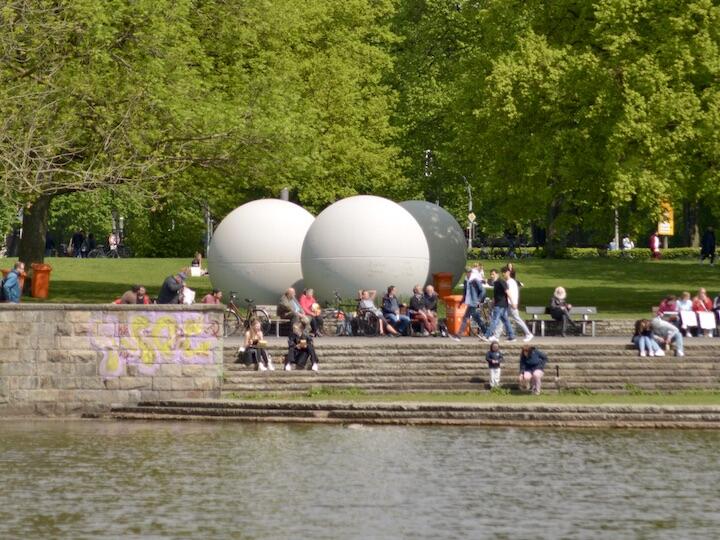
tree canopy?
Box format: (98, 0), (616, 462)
(2, 0), (720, 260)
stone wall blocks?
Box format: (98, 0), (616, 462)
(171, 377), (196, 391)
(56, 323), (73, 336)
(118, 377), (152, 390)
(66, 311), (91, 324)
(75, 363), (98, 377)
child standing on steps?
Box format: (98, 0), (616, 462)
(485, 342), (504, 388)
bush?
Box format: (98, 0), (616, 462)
(467, 246), (701, 260)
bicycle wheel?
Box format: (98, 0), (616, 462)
(117, 245), (132, 258)
(250, 309), (271, 335)
(223, 309), (242, 337)
(361, 312), (379, 337)
(88, 248), (106, 258)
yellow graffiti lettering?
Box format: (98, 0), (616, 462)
(151, 316), (179, 362)
(128, 315), (156, 367)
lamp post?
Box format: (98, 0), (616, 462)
(463, 176), (474, 249)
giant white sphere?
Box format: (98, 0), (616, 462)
(208, 199), (314, 305)
(399, 200), (467, 285)
(301, 195), (430, 302)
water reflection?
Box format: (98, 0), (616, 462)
(1, 420), (719, 539)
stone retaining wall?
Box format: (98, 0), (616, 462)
(0, 304), (224, 416)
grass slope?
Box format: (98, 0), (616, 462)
(1, 256), (718, 316)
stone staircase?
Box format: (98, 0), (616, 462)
(220, 340), (720, 396)
(101, 400), (720, 428)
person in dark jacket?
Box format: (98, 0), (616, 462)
(1, 261), (25, 303)
(548, 286), (577, 337)
(382, 285), (411, 336)
(700, 227), (716, 265)
(157, 272), (186, 304)
(286, 323), (319, 371)
(409, 284), (436, 335)
(518, 345), (548, 395)
(453, 267), (487, 340)
(485, 342), (504, 388)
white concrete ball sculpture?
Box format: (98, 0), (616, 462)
(301, 195), (430, 302)
(399, 200), (467, 285)
(208, 199), (314, 304)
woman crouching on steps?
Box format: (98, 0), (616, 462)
(518, 345), (548, 395)
(631, 319), (665, 357)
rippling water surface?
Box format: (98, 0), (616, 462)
(1, 420), (719, 539)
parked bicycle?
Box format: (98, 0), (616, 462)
(223, 293), (271, 337)
(327, 291), (354, 336)
(88, 244), (132, 258)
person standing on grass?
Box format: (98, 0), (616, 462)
(485, 342), (504, 389)
(453, 267), (486, 340)
(700, 227), (716, 265)
(1, 261), (25, 303)
(506, 269), (533, 342)
(518, 345), (548, 395)
(481, 267), (515, 343)
(649, 232), (661, 260)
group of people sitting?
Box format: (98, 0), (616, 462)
(276, 284), (443, 338)
(241, 317), (319, 372)
(631, 289), (720, 356)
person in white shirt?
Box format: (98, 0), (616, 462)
(506, 270), (533, 342)
(622, 235), (635, 250)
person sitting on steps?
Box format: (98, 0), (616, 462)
(243, 319), (274, 371)
(286, 322), (319, 371)
(631, 319), (664, 357)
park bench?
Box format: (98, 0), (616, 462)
(525, 306), (598, 337)
(257, 305), (292, 338)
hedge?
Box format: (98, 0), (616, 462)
(467, 247), (702, 260)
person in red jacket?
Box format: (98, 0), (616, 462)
(692, 288), (714, 337)
(649, 232), (661, 260)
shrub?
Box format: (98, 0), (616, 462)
(467, 246), (700, 260)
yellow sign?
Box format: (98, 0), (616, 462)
(658, 202), (674, 236)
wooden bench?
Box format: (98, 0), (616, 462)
(525, 306), (598, 337)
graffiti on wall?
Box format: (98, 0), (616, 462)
(90, 312), (220, 379)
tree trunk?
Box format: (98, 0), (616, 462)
(544, 196), (565, 257)
(17, 194), (53, 267)
(682, 200), (700, 247)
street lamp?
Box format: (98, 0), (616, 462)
(463, 176), (475, 249)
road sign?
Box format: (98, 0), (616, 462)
(468, 212), (476, 223)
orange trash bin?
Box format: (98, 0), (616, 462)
(433, 272), (455, 299)
(443, 294), (468, 336)
(30, 263), (52, 299)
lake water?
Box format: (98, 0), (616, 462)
(1, 420), (718, 539)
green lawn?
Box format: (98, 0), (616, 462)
(1, 256), (718, 316)
(464, 258), (720, 319)
(0, 257), (212, 304)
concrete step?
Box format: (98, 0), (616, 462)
(102, 401), (720, 428)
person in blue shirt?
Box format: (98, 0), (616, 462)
(518, 345), (548, 395)
(452, 266), (487, 341)
(382, 285), (411, 336)
(2, 261), (25, 303)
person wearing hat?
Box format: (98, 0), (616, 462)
(157, 271), (186, 304)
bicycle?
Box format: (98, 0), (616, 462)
(223, 293), (271, 337)
(88, 244), (132, 258)
(327, 291), (354, 336)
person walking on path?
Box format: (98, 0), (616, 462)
(1, 261), (25, 303)
(518, 345), (548, 395)
(452, 267), (486, 340)
(506, 270), (533, 342)
(700, 227), (716, 265)
(481, 267), (515, 343)
(485, 342), (504, 389)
